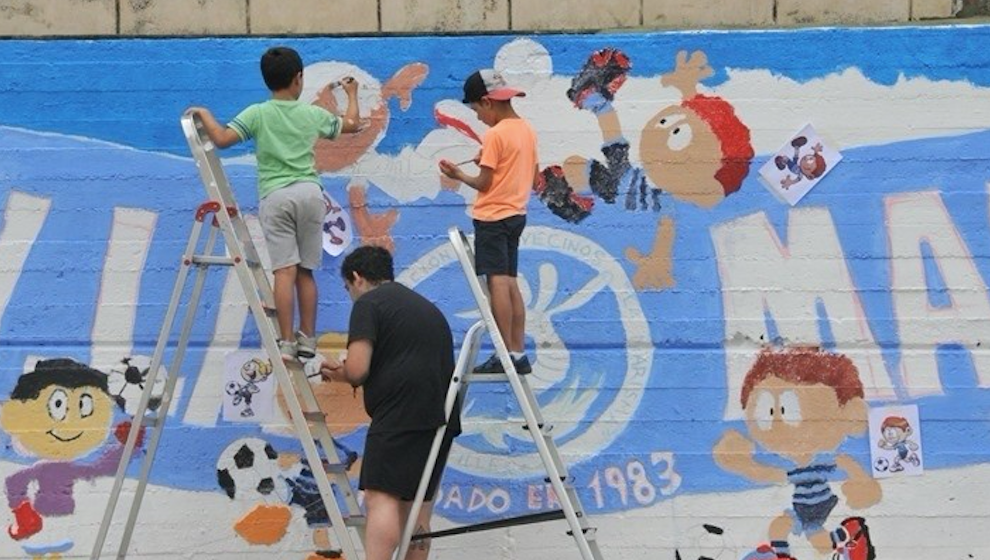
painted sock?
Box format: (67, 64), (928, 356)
(770, 540), (790, 556)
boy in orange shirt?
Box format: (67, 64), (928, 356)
(440, 69), (538, 374)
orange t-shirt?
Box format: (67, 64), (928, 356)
(473, 118), (538, 222)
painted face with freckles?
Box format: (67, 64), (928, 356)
(743, 376), (866, 463)
(639, 106), (726, 208)
(1, 384), (113, 460)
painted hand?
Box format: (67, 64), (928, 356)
(661, 50), (714, 98)
(713, 429), (756, 472)
(114, 421), (146, 448)
(624, 216), (675, 290)
(348, 184), (398, 253)
(7, 500), (42, 541)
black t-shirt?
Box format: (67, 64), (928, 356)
(347, 282), (460, 435)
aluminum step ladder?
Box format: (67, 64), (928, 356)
(89, 111), (365, 560)
(395, 226), (605, 560)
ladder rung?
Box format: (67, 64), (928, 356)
(522, 423), (553, 436)
(303, 411), (327, 423)
(189, 255), (235, 266)
(567, 526), (596, 538)
(344, 515), (366, 527)
(469, 373), (510, 383)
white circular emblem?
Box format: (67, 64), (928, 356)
(398, 226), (652, 477)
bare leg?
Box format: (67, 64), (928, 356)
(364, 489), (404, 560)
(296, 267), (318, 337)
(404, 500), (436, 560)
(273, 265), (297, 340)
(809, 529), (833, 554)
(768, 512), (793, 542)
(487, 275), (516, 352)
(508, 280), (526, 353)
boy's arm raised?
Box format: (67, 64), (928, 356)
(339, 77), (362, 134)
(188, 107), (241, 149)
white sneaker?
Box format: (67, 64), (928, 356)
(295, 330), (317, 360)
(278, 339), (297, 362)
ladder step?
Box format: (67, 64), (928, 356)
(567, 526), (597, 539)
(344, 514), (366, 527)
(522, 422), (553, 436)
(303, 411), (327, 423)
(189, 255), (235, 266)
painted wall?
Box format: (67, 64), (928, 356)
(1, 26), (990, 560)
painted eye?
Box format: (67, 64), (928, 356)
(779, 391), (802, 426)
(80, 393), (95, 418)
(666, 123), (693, 151)
(654, 114), (685, 130)
(754, 391), (775, 431)
(48, 389), (69, 421)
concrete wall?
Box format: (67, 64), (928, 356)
(3, 24), (990, 560)
(0, 0), (973, 36)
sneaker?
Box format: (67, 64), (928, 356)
(472, 354), (533, 374)
(472, 354), (504, 374)
(295, 330), (317, 360)
(513, 354), (533, 374)
(278, 339), (297, 362)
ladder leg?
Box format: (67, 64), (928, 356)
(396, 320), (484, 560)
(90, 221), (211, 560)
(232, 255), (363, 560)
(114, 227), (220, 558)
(445, 226), (604, 560)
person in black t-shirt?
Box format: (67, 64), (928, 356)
(318, 245), (459, 560)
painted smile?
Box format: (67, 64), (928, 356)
(47, 430), (83, 442)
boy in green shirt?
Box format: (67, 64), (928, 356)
(191, 46), (361, 360)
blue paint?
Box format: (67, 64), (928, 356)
(0, 28), (989, 526)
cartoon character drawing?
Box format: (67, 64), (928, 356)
(305, 62), (431, 253)
(877, 415), (920, 472)
(713, 348), (882, 558)
(537, 48), (754, 289)
(1, 358), (142, 558)
(775, 136), (827, 189)
(225, 358), (273, 418)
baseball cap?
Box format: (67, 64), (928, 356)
(462, 69), (526, 104)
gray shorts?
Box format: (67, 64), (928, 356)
(259, 181), (325, 271)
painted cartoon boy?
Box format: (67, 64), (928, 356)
(537, 48), (753, 289)
(775, 136), (827, 189)
(713, 348), (881, 558)
(2, 358), (141, 558)
(877, 416), (920, 472)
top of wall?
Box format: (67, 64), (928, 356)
(0, 0), (985, 37)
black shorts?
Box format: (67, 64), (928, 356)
(473, 214), (526, 277)
(360, 427), (455, 501)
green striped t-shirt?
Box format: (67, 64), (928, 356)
(228, 99), (342, 199)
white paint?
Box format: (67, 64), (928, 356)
(90, 207), (157, 370)
(2, 458), (989, 559)
(0, 191), (51, 337)
(886, 191), (990, 396)
(712, 208), (895, 419)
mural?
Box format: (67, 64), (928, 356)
(2, 26), (990, 559)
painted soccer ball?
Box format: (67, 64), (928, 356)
(107, 355), (167, 416)
(675, 523), (732, 560)
(216, 438), (288, 502)
(873, 457), (890, 472)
